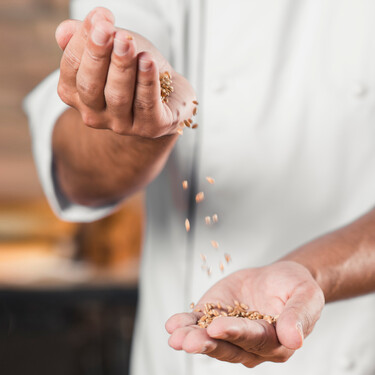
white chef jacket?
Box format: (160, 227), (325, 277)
(25, 0), (375, 374)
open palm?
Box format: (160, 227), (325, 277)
(166, 261), (324, 368)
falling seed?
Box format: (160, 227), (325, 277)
(200, 253), (207, 262)
(177, 128), (183, 135)
(205, 216), (211, 225)
(224, 253), (231, 263)
(212, 214), (218, 223)
(126, 35), (133, 40)
(182, 180), (188, 190)
(206, 176), (215, 184)
(190, 302), (195, 309)
(219, 262), (224, 272)
(188, 118), (193, 124)
(195, 192), (204, 203)
(193, 100), (199, 105)
(193, 107), (197, 116)
(184, 120), (191, 128)
(185, 218), (190, 232)
(192, 124), (198, 129)
(211, 240), (219, 249)
(207, 266), (212, 276)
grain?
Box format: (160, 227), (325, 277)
(193, 107), (197, 116)
(182, 180), (188, 190)
(193, 100), (199, 105)
(184, 120), (191, 128)
(192, 124), (198, 129)
(205, 216), (211, 225)
(219, 262), (224, 272)
(224, 253), (231, 263)
(185, 218), (190, 232)
(195, 192), (205, 203)
(160, 71), (173, 103)
(212, 214), (218, 223)
(177, 128), (183, 135)
(211, 240), (219, 249)
(206, 176), (215, 184)
(126, 35), (133, 40)
(200, 253), (207, 262)
(196, 301), (277, 328)
(190, 302), (195, 309)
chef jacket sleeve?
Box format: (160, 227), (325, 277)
(23, 0), (171, 223)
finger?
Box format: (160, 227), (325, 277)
(165, 312), (202, 334)
(133, 52), (166, 137)
(168, 326), (197, 350)
(276, 286), (324, 350)
(207, 317), (279, 354)
(55, 19), (81, 51)
(104, 30), (137, 129)
(76, 19), (115, 109)
(181, 326), (262, 368)
(58, 8), (113, 98)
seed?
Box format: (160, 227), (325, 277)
(195, 302), (277, 328)
(193, 107), (197, 116)
(177, 128), (183, 135)
(205, 216), (211, 225)
(219, 262), (224, 272)
(224, 253), (231, 263)
(207, 266), (212, 276)
(190, 302), (195, 309)
(126, 35), (133, 40)
(200, 253), (207, 262)
(234, 300), (240, 307)
(206, 176), (215, 184)
(188, 118), (193, 124)
(192, 124), (198, 129)
(195, 192), (205, 203)
(182, 180), (188, 190)
(160, 72), (173, 103)
(211, 240), (219, 249)
(184, 120), (191, 128)
(212, 214), (218, 223)
(193, 100), (199, 105)
(240, 303), (249, 310)
(185, 218), (190, 232)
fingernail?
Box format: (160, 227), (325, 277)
(139, 59), (152, 72)
(92, 26), (109, 46)
(114, 38), (129, 56)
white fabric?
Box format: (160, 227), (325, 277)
(25, 0), (375, 374)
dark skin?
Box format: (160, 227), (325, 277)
(53, 7), (375, 369)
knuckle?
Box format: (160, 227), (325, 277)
(57, 83), (73, 105)
(77, 79), (102, 99)
(242, 358), (261, 369)
(134, 97), (156, 112)
(62, 48), (80, 71)
(105, 88), (132, 108)
(81, 110), (101, 128)
(251, 325), (268, 353)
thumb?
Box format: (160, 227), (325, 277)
(55, 19), (81, 50)
(276, 288), (324, 350)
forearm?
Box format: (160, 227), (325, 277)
(53, 107), (178, 206)
(281, 208), (375, 302)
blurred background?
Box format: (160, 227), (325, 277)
(0, 1), (143, 373)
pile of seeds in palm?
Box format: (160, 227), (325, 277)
(190, 301), (277, 328)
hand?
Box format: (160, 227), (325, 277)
(55, 7), (196, 138)
(166, 261), (325, 368)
